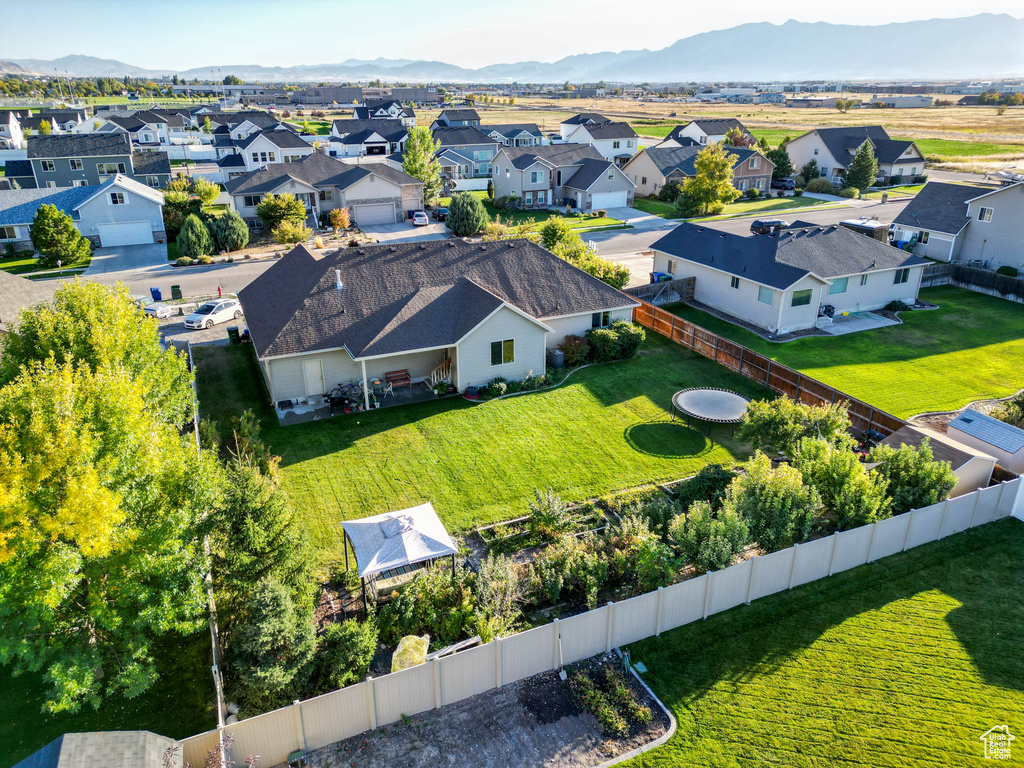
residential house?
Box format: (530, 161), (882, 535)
(482, 123), (543, 147)
(946, 409), (1024, 473)
(24, 134), (171, 190)
(38, 109), (87, 132)
(785, 126), (925, 186)
(18, 116), (63, 136)
(432, 126), (500, 179)
(878, 425), (995, 498)
(560, 158), (635, 212)
(95, 114), (169, 149)
(492, 144), (606, 209)
(0, 175), (166, 248)
(622, 145), (774, 198)
(237, 238), (639, 405)
(559, 113), (609, 141)
(431, 109), (481, 128)
(352, 100), (416, 127)
(562, 121), (639, 166)
(0, 110), (25, 149)
(225, 152), (423, 227)
(11, 731), (183, 768)
(650, 223), (927, 335)
(328, 119), (408, 157)
(956, 183), (1024, 272)
(658, 118), (752, 147)
(234, 129), (316, 172)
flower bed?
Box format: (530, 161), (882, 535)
(475, 504), (608, 556)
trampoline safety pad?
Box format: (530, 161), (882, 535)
(671, 387), (751, 435)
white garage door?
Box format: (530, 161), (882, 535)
(97, 221), (154, 247)
(353, 203), (395, 226)
(590, 191), (627, 210)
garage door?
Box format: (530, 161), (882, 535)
(590, 191), (627, 210)
(353, 203), (395, 226)
(97, 221), (154, 247)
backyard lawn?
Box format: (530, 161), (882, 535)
(666, 286), (1024, 418)
(0, 631), (215, 768)
(634, 194), (830, 220)
(623, 516), (1024, 768)
(193, 334), (771, 569)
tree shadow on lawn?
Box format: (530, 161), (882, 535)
(624, 420), (718, 459)
(627, 518), (1024, 721)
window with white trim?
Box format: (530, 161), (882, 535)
(319, 189), (333, 201)
(978, 207), (993, 222)
(917, 230), (929, 244)
(473, 150), (491, 161)
(96, 162), (127, 175)
(44, 181), (56, 188)
(147, 176), (160, 187)
(109, 192), (126, 205)
(667, 259), (677, 275)
(530, 170), (544, 184)
(41, 160), (55, 172)
(612, 140), (620, 149)
(860, 274), (868, 286)
(749, 156), (759, 169)
(730, 276), (740, 289)
(490, 339), (514, 365)
(0, 226), (16, 240)
(641, 176), (647, 185)
(524, 191), (533, 204)
(243, 195), (261, 207)
(828, 277), (849, 295)
(813, 148), (818, 155)
(792, 289), (812, 307)
(592, 311), (611, 328)
(894, 268), (910, 284)
(71, 179), (88, 187)
(69, 159), (83, 171)
(536, 191), (546, 204)
(757, 286), (773, 305)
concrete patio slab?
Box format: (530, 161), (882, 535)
(820, 311), (899, 335)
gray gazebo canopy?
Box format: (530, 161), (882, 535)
(340, 502), (457, 579)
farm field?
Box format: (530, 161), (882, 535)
(665, 286), (1024, 419)
(194, 334), (771, 569)
(622, 516), (1024, 768)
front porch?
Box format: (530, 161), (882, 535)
(276, 383), (454, 425)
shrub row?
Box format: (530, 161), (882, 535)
(559, 321), (646, 367)
(480, 372), (549, 398)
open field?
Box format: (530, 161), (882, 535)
(666, 286), (1024, 419)
(194, 335), (771, 569)
(0, 632), (215, 768)
(623, 516), (1024, 768)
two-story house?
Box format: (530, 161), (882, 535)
(482, 124), (543, 147)
(433, 126), (501, 179)
(328, 119), (408, 158)
(234, 129), (316, 172)
(561, 121), (639, 166)
(352, 100), (416, 127)
(559, 113), (609, 142)
(491, 144), (634, 211)
(38, 109), (87, 132)
(657, 118), (753, 147)
(24, 134), (171, 190)
(785, 126), (926, 186)
(431, 109), (481, 129)
(622, 145), (774, 197)
(96, 114), (169, 149)
(0, 110), (25, 150)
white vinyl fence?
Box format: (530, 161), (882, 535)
(180, 478), (1024, 767)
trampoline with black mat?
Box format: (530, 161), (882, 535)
(671, 387), (751, 436)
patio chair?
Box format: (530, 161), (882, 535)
(381, 381), (394, 399)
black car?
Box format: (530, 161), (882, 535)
(750, 219), (790, 235)
(770, 177), (797, 190)
(432, 207), (449, 221)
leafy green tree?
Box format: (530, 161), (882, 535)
(227, 578), (317, 712)
(176, 213), (213, 259)
(29, 204), (91, 267)
(209, 210), (250, 252)
(727, 452), (822, 551)
(993, 392), (1024, 429)
(757, 136), (771, 153)
(256, 193), (306, 230)
(0, 281), (195, 426)
(800, 159), (820, 184)
(668, 500), (749, 572)
(674, 464), (737, 513)
(766, 146), (793, 180)
(222, 74), (243, 85)
(272, 220), (312, 244)
(674, 144), (741, 216)
(792, 438), (891, 530)
(739, 398), (856, 458)
(539, 216), (574, 251)
(867, 440), (957, 515)
(723, 127), (753, 147)
(311, 619), (378, 694)
(845, 141), (879, 191)
(402, 126), (443, 205)
(202, 116), (212, 134)
(446, 191), (490, 236)
(191, 176), (221, 206)
(0, 360), (219, 712)
(38, 119), (52, 135)
(602, 515), (676, 596)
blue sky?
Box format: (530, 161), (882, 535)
(3, 0), (1018, 69)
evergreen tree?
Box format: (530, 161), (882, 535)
(176, 213), (213, 259)
(446, 192), (490, 236)
(210, 210), (250, 252)
(800, 159), (820, 184)
(766, 146), (793, 180)
(674, 144), (741, 216)
(486, 178), (495, 199)
(845, 141), (878, 191)
(402, 126), (443, 205)
(29, 204), (91, 267)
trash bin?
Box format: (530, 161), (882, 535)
(149, 287), (162, 301)
(227, 326), (241, 345)
(881, 192), (888, 204)
(171, 284), (182, 300)
(547, 349), (564, 368)
(408, 210), (416, 220)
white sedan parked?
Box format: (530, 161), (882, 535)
(184, 298), (243, 329)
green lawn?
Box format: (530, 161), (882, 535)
(284, 119), (331, 135)
(0, 252), (92, 275)
(0, 632), (216, 768)
(912, 137), (1024, 160)
(862, 184), (925, 199)
(623, 517), (1024, 768)
(666, 286), (1024, 419)
(748, 127), (806, 147)
(634, 194), (830, 220)
(194, 335), (771, 569)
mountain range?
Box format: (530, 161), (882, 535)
(12, 14), (1024, 83)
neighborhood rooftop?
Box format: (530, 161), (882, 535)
(949, 409), (1024, 453)
(891, 181), (987, 234)
(27, 133), (132, 158)
(498, 143), (604, 169)
(642, 144), (764, 176)
(224, 152), (419, 195)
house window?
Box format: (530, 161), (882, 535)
(490, 339), (514, 365)
(828, 277), (849, 295)
(0, 226), (15, 240)
(147, 176), (160, 188)
(667, 259), (677, 275)
(319, 189), (333, 201)
(699, 135), (706, 144)
(41, 160), (55, 172)
(918, 230), (929, 244)
(911, 167), (917, 175)
(71, 179), (87, 187)
(96, 162), (126, 175)
(860, 274), (868, 286)
(978, 207), (993, 222)
(592, 311), (611, 328)
(473, 150), (490, 161)
(556, 170), (562, 186)
(608, 172), (614, 181)
(737, 179), (747, 191)
(69, 159), (83, 171)
(142, 132), (154, 142)
(268, 152), (275, 162)
(757, 286), (773, 305)
(505, 167), (510, 178)
(536, 191), (546, 205)
(730, 276), (740, 289)
(243, 195), (261, 207)
(530, 170), (544, 183)
(749, 156), (759, 169)
(109, 192), (126, 205)
(813, 148), (818, 155)
(641, 176), (647, 185)
(894, 268), (910, 284)
(524, 191), (533, 205)
(626, 140), (632, 148)
(45, 181), (56, 188)
(792, 289), (813, 307)
(251, 152), (260, 163)
(613, 140), (620, 149)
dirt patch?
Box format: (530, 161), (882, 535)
(910, 397), (1008, 432)
(291, 661), (668, 768)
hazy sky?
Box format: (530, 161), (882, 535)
(4, 0), (1019, 69)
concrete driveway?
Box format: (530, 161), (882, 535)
(360, 221), (449, 243)
(85, 243), (169, 276)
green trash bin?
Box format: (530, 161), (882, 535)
(171, 284), (182, 300)
(227, 326), (241, 344)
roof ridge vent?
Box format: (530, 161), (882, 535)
(388, 246), (397, 253)
(480, 244), (487, 251)
(419, 243), (427, 250)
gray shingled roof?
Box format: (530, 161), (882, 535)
(498, 144), (604, 170)
(132, 152), (171, 176)
(3, 160), (33, 178)
(238, 238), (639, 359)
(225, 152), (421, 196)
(809, 125), (918, 169)
(330, 119), (407, 143)
(949, 409), (1024, 453)
(576, 121), (637, 140)
(11, 731), (182, 768)
(483, 123), (543, 140)
(438, 109), (480, 122)
(0, 186), (94, 225)
(432, 126), (498, 147)
(668, 118), (746, 141)
(562, 158), (622, 191)
(638, 145), (769, 177)
(561, 113), (608, 126)
(236, 129), (312, 150)
(28, 133), (131, 158)
(891, 182), (984, 234)
(651, 223), (926, 290)
(354, 101), (415, 119)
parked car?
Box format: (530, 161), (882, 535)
(750, 219), (790, 235)
(184, 298), (243, 329)
(771, 177), (797, 190)
(432, 207), (449, 221)
(412, 211), (429, 227)
(133, 296), (175, 319)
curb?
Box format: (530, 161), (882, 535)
(594, 655), (678, 768)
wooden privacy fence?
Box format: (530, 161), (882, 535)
(179, 479), (1024, 767)
(921, 262), (1024, 304)
(632, 300), (906, 436)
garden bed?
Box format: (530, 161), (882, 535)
(475, 505), (609, 556)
